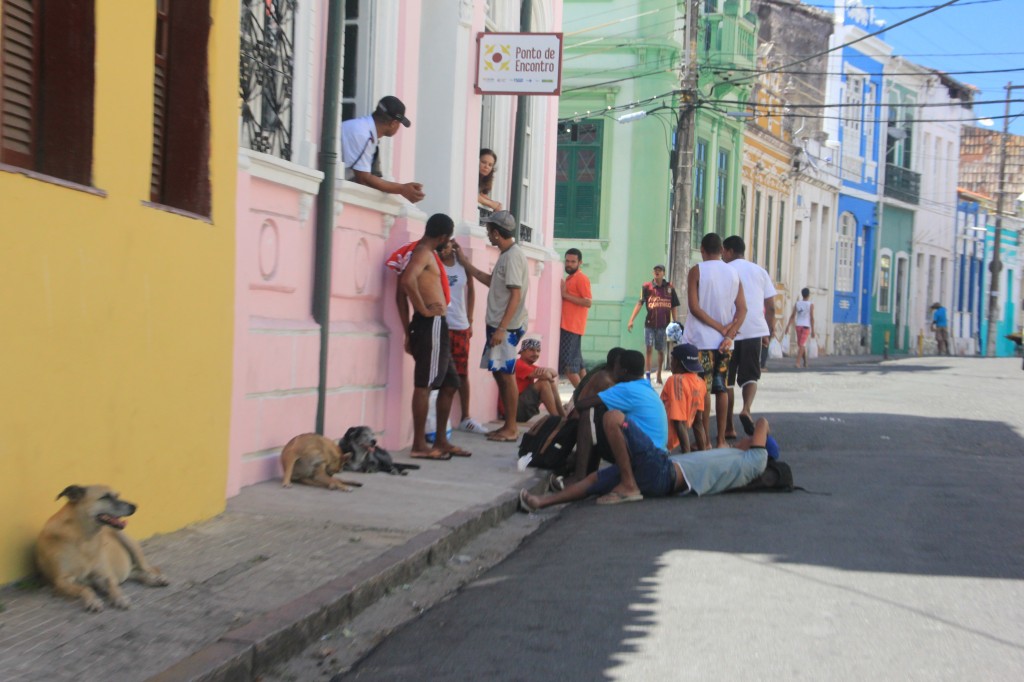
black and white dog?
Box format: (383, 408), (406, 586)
(340, 426), (419, 475)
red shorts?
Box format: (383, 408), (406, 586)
(796, 326), (811, 348)
(449, 328), (471, 376)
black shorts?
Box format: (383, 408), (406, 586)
(728, 337), (763, 388)
(559, 329), (584, 374)
(409, 313), (460, 390)
(580, 403), (613, 473)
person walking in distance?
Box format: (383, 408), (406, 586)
(457, 211), (530, 443)
(627, 265), (680, 384)
(438, 239), (489, 435)
(680, 233), (747, 448)
(721, 236), (776, 438)
(930, 302), (950, 356)
(559, 248), (592, 388)
(784, 288), (815, 368)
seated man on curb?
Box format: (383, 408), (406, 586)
(514, 339), (566, 422)
(519, 416), (778, 511)
(566, 350), (667, 487)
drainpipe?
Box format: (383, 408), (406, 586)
(313, 0), (344, 434)
(507, 0), (533, 237)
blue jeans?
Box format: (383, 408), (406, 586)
(586, 421), (675, 498)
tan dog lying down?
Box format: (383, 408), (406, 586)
(35, 485), (169, 612)
(280, 433), (362, 491)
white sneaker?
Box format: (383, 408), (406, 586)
(459, 418), (490, 435)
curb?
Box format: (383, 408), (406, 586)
(146, 476), (547, 682)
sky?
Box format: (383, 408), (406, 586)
(866, 0), (1024, 135)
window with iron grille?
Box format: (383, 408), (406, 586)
(776, 200), (786, 282)
(554, 120), (602, 240)
(715, 149), (729, 235)
(240, 0), (295, 160)
(150, 0), (211, 217)
(752, 189), (762, 261)
(764, 196), (774, 266)
(692, 138), (708, 248)
(0, 0), (95, 185)
(836, 212), (856, 291)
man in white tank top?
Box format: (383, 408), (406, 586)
(681, 233), (747, 448)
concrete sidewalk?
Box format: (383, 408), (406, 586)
(0, 429), (544, 682)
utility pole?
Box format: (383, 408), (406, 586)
(669, 0), (701, 308)
(984, 82), (1022, 357)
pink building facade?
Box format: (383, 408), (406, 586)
(228, 0), (564, 495)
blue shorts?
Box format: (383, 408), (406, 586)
(586, 421), (676, 498)
(480, 325), (524, 374)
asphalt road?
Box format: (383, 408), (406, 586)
(342, 357), (1024, 681)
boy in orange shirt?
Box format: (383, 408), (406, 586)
(661, 343), (709, 453)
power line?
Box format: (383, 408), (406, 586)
(726, 0), (967, 86)
(704, 65), (1024, 78)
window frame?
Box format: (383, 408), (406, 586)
(553, 118), (603, 240)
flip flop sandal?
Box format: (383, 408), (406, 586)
(445, 447), (472, 457)
(518, 489), (538, 513)
(596, 491), (643, 505)
(739, 414), (756, 436)
(410, 450), (452, 460)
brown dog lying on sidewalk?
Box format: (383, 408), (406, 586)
(36, 485), (169, 612)
(280, 433), (363, 491)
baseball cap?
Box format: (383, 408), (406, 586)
(765, 435), (780, 461)
(484, 210), (517, 237)
(376, 96), (411, 127)
(653, 264), (666, 271)
(671, 343), (704, 374)
(520, 338), (541, 352)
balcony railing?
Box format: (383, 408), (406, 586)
(884, 163), (921, 204)
(699, 14), (756, 71)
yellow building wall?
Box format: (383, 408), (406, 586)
(0, 1), (239, 583)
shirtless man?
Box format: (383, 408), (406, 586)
(398, 214), (471, 459)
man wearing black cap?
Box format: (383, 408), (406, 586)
(341, 96), (425, 203)
(457, 210), (530, 443)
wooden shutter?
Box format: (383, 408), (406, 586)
(151, 0), (169, 201)
(37, 0), (94, 184)
(155, 0), (211, 216)
(0, 0), (36, 169)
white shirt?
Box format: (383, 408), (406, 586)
(341, 115), (377, 179)
(795, 300), (812, 328)
(728, 258), (777, 340)
(681, 260), (740, 351)
(445, 260), (470, 331)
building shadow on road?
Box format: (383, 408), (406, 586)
(344, 412), (1024, 681)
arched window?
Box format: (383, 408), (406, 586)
(836, 212), (856, 291)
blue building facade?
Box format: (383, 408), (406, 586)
(831, 14), (887, 355)
(954, 194), (987, 354)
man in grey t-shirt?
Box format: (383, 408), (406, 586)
(458, 211), (529, 443)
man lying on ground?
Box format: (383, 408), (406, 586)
(519, 413), (778, 510)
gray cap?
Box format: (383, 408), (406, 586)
(485, 210), (517, 236)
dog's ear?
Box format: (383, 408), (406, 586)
(340, 427), (358, 451)
(57, 485), (87, 502)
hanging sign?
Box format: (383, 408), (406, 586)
(475, 32), (563, 96)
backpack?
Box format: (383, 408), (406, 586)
(727, 459), (795, 493)
(518, 415), (578, 475)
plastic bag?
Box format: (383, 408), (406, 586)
(425, 389), (453, 443)
(768, 337), (783, 359)
(807, 337), (819, 359)
(780, 334), (790, 356)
